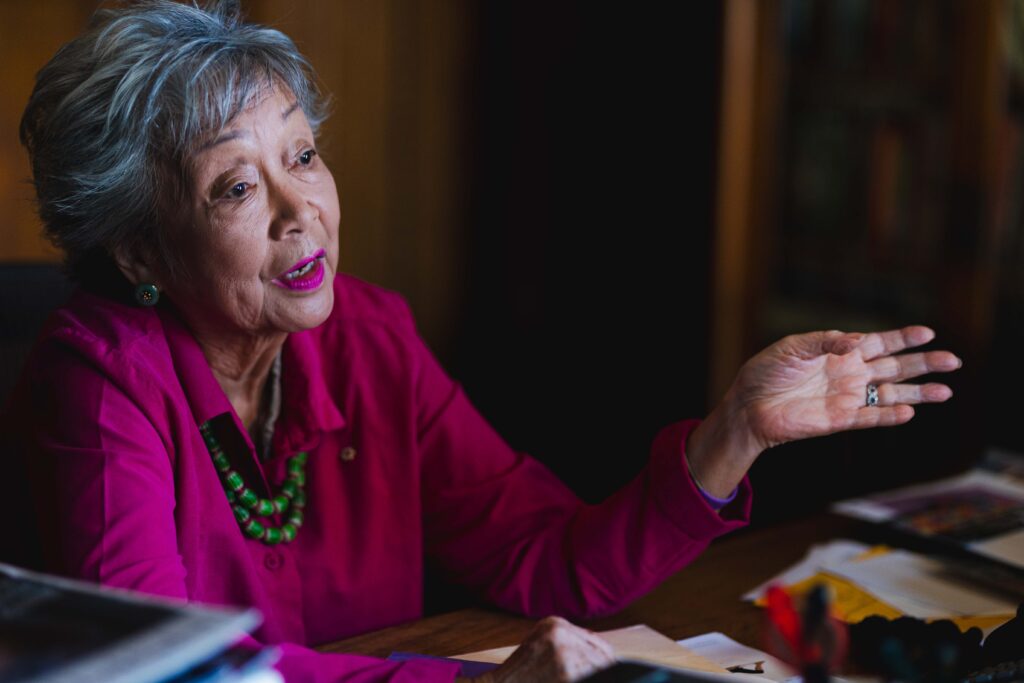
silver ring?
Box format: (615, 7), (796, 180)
(866, 384), (879, 407)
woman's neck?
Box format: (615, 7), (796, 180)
(196, 330), (287, 431)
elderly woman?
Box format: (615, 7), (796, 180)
(4, 2), (959, 682)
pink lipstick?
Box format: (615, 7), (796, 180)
(272, 248), (326, 291)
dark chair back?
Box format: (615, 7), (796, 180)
(0, 263), (74, 404)
(0, 263), (73, 569)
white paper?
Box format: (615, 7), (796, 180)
(972, 528), (1024, 567)
(743, 540), (870, 601)
(678, 632), (792, 682)
(822, 549), (1017, 618)
(236, 671), (285, 683)
(829, 500), (893, 522)
(676, 633), (865, 683)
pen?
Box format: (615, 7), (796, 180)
(802, 584), (830, 683)
(763, 584), (847, 683)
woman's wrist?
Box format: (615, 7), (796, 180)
(685, 390), (762, 498)
(685, 456), (739, 509)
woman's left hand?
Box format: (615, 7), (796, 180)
(686, 325), (960, 498)
(735, 325), (959, 449)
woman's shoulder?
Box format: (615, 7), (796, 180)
(5, 289), (180, 443)
(30, 288), (174, 384)
(42, 289), (166, 350)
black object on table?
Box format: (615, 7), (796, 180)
(580, 661), (722, 683)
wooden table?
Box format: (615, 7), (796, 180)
(320, 514), (865, 659)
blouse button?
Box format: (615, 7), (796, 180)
(339, 446), (357, 462)
(264, 551), (284, 571)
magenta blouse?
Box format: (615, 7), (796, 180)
(7, 274), (752, 682)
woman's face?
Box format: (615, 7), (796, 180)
(165, 86), (340, 340)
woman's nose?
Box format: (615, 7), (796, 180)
(269, 178), (318, 238)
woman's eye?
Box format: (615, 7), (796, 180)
(226, 182), (248, 199)
(298, 149), (317, 166)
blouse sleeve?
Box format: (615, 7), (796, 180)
(26, 341), (459, 683)
(410, 315), (753, 619)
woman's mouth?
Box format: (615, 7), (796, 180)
(272, 248), (327, 291)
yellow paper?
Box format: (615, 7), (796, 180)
(949, 615), (1014, 632)
(756, 571), (903, 622)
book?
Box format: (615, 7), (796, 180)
(0, 562), (269, 683)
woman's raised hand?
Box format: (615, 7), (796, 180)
(734, 325), (959, 449)
(460, 616), (616, 683)
(686, 326), (960, 498)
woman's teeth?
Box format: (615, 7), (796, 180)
(286, 260), (317, 280)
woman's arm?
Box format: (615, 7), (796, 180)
(419, 384), (748, 619)
(404, 315), (750, 620)
(410, 310), (955, 620)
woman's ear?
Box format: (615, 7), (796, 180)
(111, 246), (159, 289)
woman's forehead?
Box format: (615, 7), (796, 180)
(199, 89), (303, 150)
(193, 83), (302, 149)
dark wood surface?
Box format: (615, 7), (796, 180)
(319, 514), (864, 659)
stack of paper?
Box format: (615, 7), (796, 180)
(677, 632), (796, 683)
(745, 540), (1016, 633)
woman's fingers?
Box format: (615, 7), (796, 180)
(837, 381), (950, 432)
(855, 325), (936, 361)
(867, 350), (961, 383)
(579, 629), (616, 662)
(847, 404), (916, 430)
(562, 628), (616, 679)
(824, 377), (951, 432)
(874, 382), (953, 405)
(494, 616), (616, 682)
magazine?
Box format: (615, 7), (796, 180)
(0, 563), (264, 683)
(832, 451), (1024, 572)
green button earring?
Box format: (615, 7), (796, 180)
(134, 283), (160, 306)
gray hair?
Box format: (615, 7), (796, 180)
(20, 0), (329, 286)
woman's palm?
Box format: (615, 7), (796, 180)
(731, 328), (957, 451)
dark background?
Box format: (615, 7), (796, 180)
(449, 2), (976, 520)
(452, 2), (721, 504)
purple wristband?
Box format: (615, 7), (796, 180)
(697, 483), (738, 510)
(684, 454), (738, 510)
(683, 444), (739, 511)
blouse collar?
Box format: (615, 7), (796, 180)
(159, 305), (346, 457)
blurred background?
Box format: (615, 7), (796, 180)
(2, 0), (1023, 525)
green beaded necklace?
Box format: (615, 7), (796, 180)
(200, 422), (308, 545)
